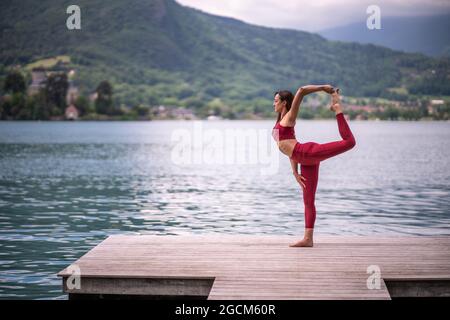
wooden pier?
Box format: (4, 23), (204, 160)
(57, 235), (450, 299)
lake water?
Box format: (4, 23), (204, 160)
(0, 119), (449, 299)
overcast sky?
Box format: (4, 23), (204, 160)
(175, 0), (450, 32)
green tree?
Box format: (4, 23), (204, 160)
(132, 104), (150, 117)
(95, 80), (114, 115)
(433, 102), (450, 120)
(299, 107), (315, 119)
(207, 98), (224, 116)
(3, 71), (26, 94)
(384, 106), (400, 120)
(1, 97), (13, 119)
(182, 96), (205, 110)
(74, 95), (90, 116)
(11, 93), (28, 119)
(45, 72), (68, 112)
(30, 90), (51, 120)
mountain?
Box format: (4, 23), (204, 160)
(319, 14), (450, 58)
(1, 0), (449, 111)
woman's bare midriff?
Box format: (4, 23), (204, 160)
(277, 139), (297, 158)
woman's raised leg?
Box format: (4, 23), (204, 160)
(305, 112), (356, 163)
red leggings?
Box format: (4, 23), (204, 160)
(289, 113), (356, 228)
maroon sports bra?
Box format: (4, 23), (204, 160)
(272, 121), (296, 141)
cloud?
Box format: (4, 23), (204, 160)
(175, 0), (450, 32)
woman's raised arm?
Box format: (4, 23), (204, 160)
(301, 84), (334, 95)
(284, 87), (304, 122)
(285, 84), (334, 122)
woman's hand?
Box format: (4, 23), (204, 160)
(322, 85), (335, 94)
(293, 172), (307, 190)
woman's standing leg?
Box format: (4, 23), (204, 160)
(290, 163), (320, 247)
(302, 163), (320, 229)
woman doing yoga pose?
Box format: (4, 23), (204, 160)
(272, 85), (356, 247)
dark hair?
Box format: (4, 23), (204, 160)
(274, 90), (293, 123)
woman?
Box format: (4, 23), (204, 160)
(272, 85), (356, 247)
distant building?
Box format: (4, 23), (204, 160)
(89, 92), (98, 102)
(66, 85), (79, 105)
(28, 67), (79, 104)
(66, 69), (79, 105)
(207, 115), (222, 121)
(149, 105), (198, 120)
(346, 104), (374, 113)
(428, 99), (445, 115)
(28, 68), (47, 95)
(65, 104), (79, 120)
(431, 99), (444, 105)
(150, 105), (169, 118)
(172, 107), (196, 120)
(305, 96), (321, 108)
(355, 114), (367, 120)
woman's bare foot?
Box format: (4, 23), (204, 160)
(289, 238), (313, 247)
(330, 103), (343, 115)
(289, 228), (314, 247)
(330, 88), (341, 105)
(329, 89), (343, 114)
